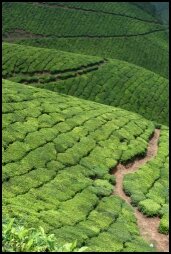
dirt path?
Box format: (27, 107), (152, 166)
(2, 29), (47, 42)
(112, 129), (169, 252)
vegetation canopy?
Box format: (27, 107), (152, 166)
(2, 1), (169, 252)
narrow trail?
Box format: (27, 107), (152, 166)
(112, 129), (169, 252)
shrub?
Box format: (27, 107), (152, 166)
(87, 232), (123, 252)
(158, 204), (169, 217)
(92, 179), (113, 197)
(97, 196), (122, 219)
(3, 141), (30, 164)
(77, 220), (100, 238)
(123, 236), (156, 252)
(2, 218), (88, 252)
(88, 210), (113, 231)
(146, 182), (167, 205)
(138, 199), (161, 216)
(103, 174), (116, 185)
(130, 192), (146, 206)
(158, 214), (169, 234)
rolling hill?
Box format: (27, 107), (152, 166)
(2, 43), (169, 126)
(2, 2), (169, 252)
(3, 79), (162, 252)
(2, 2), (168, 77)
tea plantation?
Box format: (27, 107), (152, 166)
(2, 1), (169, 252)
(2, 79), (159, 252)
(2, 2), (168, 77)
(2, 43), (169, 126)
(2, 2), (164, 37)
(2, 43), (103, 78)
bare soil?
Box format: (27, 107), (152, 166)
(112, 129), (169, 252)
(2, 29), (46, 42)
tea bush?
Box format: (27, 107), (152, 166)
(2, 217), (88, 252)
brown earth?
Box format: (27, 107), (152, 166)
(2, 29), (47, 42)
(112, 129), (169, 252)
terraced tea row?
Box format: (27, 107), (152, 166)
(3, 79), (158, 252)
(3, 43), (168, 126)
(123, 126), (169, 234)
(42, 60), (168, 126)
(2, 2), (164, 37)
(33, 2), (160, 23)
(2, 2), (168, 77)
(2, 42), (103, 79)
(15, 31), (168, 78)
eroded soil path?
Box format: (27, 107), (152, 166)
(112, 129), (169, 252)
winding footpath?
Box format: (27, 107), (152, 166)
(112, 129), (169, 252)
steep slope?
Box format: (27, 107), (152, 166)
(2, 43), (169, 126)
(3, 79), (160, 252)
(2, 2), (168, 77)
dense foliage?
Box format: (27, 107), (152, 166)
(2, 2), (168, 77)
(2, 79), (158, 252)
(2, 2), (169, 252)
(2, 2), (164, 37)
(2, 43), (168, 126)
(2, 218), (88, 252)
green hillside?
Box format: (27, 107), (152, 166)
(35, 2), (159, 22)
(2, 2), (168, 77)
(2, 2), (164, 36)
(2, 42), (103, 77)
(2, 43), (169, 126)
(3, 79), (160, 252)
(2, 2), (169, 252)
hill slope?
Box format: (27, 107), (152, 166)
(3, 79), (162, 252)
(2, 43), (169, 126)
(2, 1), (169, 252)
(2, 2), (168, 77)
